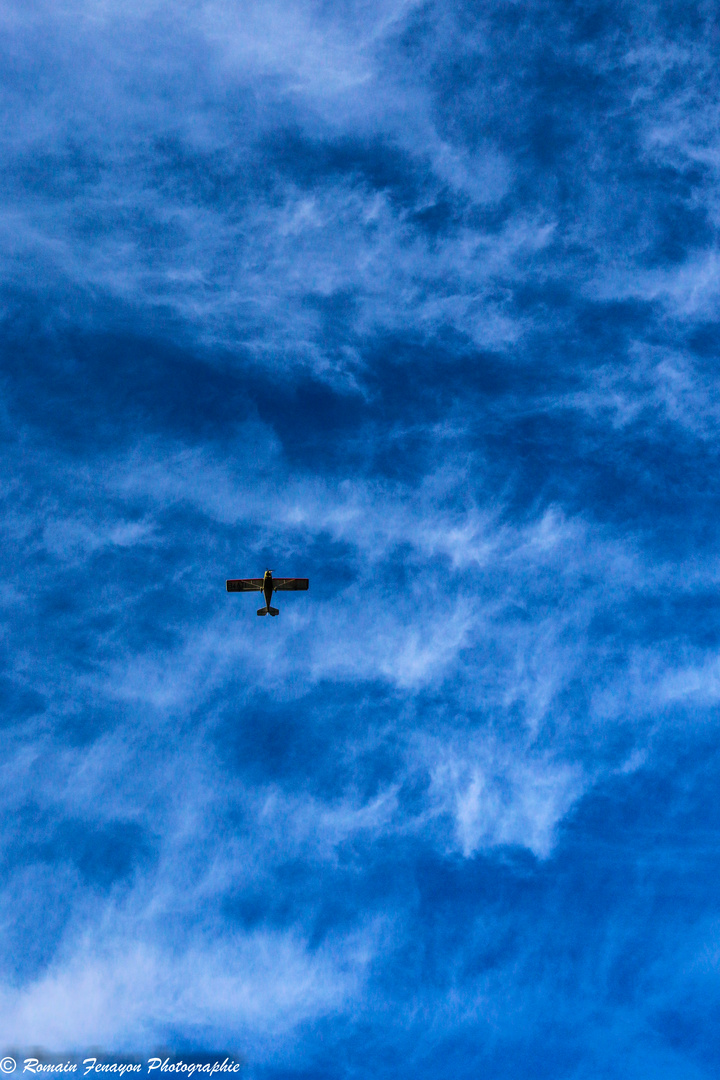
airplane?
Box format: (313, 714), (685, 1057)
(226, 569), (309, 616)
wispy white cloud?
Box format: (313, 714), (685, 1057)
(558, 342), (720, 438)
(592, 249), (720, 321)
(0, 0), (536, 374)
(0, 925), (371, 1051)
(427, 738), (585, 859)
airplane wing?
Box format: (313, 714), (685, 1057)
(226, 578), (264, 592)
(272, 578), (309, 591)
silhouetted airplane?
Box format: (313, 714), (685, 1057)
(226, 569), (309, 616)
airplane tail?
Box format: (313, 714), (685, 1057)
(257, 606), (268, 616)
(268, 606), (279, 616)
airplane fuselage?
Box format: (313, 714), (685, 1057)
(263, 571), (274, 608)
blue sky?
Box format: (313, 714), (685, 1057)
(1, 0), (720, 1075)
